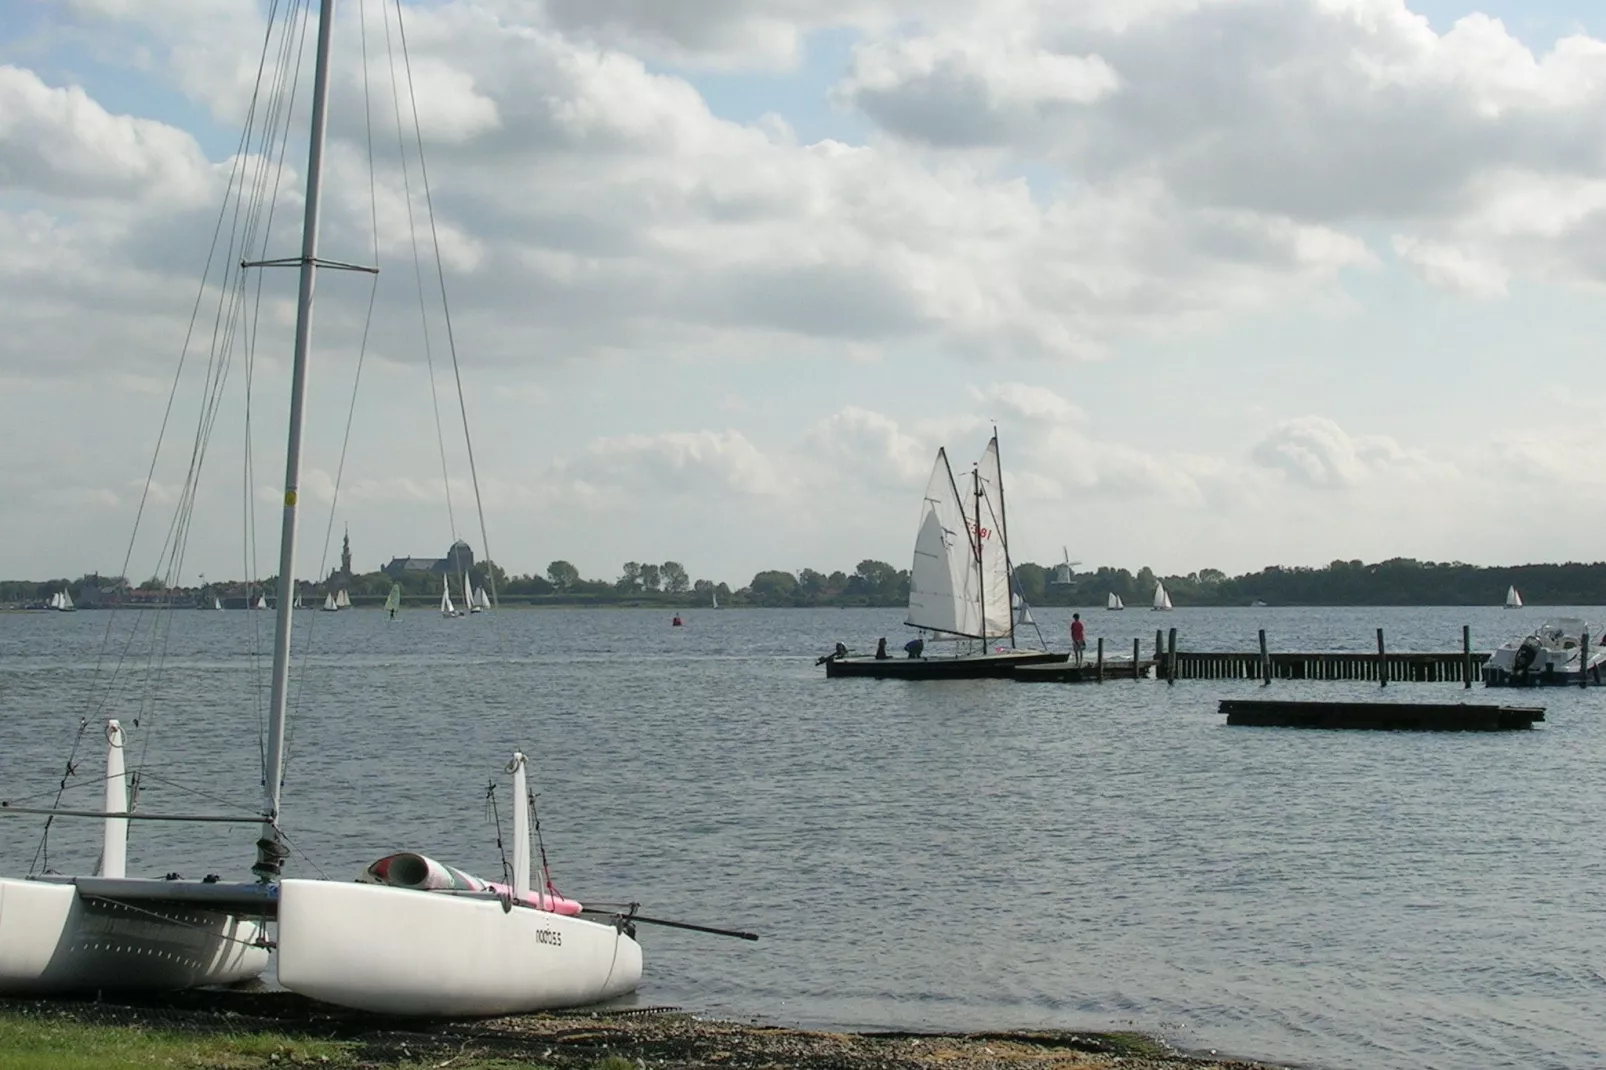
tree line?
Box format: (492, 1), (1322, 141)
(7, 557), (1606, 608)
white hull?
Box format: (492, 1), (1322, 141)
(275, 879), (641, 1015)
(0, 878), (269, 994)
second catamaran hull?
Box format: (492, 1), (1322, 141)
(0, 878), (270, 994)
(275, 879), (642, 1015)
(825, 650), (1066, 679)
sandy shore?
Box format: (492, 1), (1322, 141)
(0, 990), (1293, 1070)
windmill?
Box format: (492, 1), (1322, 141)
(1052, 547), (1080, 585)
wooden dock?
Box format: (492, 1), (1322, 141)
(1221, 698), (1543, 731)
(1174, 650), (1489, 682)
(1013, 659), (1157, 683)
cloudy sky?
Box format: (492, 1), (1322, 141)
(5, 0), (1606, 587)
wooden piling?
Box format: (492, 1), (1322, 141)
(1462, 625), (1472, 689)
(1376, 628), (1387, 688)
(1259, 629), (1270, 686)
(1133, 638), (1141, 680)
(1155, 629), (1164, 663)
(1096, 638), (1104, 682)
(1167, 627), (1178, 686)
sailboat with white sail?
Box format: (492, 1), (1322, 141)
(321, 592), (339, 612)
(1152, 581), (1173, 611)
(1107, 592), (1125, 611)
(1504, 585), (1523, 609)
(440, 578), (461, 618)
(384, 583), (402, 618)
(825, 431), (1065, 678)
(256, 593), (269, 610)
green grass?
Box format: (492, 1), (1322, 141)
(0, 1011), (354, 1069)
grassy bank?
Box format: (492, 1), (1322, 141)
(0, 992), (1287, 1070)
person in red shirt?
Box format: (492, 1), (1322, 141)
(1070, 613), (1086, 666)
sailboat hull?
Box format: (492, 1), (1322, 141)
(274, 879), (642, 1015)
(825, 650), (1065, 679)
(0, 877), (270, 994)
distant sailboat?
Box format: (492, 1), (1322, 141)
(1107, 592), (1124, 611)
(256, 593), (269, 610)
(322, 592), (338, 612)
(1012, 592), (1035, 626)
(384, 584), (402, 618)
(213, 595), (224, 611)
(56, 589), (74, 613)
(471, 586), (491, 611)
(334, 588), (351, 609)
(711, 588), (719, 609)
(1152, 581), (1173, 611)
(1504, 585), (1522, 609)
(440, 580), (460, 618)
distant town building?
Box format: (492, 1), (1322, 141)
(382, 540), (475, 579)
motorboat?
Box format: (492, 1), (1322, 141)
(1483, 618), (1606, 686)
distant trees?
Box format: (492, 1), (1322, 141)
(16, 556), (1606, 609)
(546, 560), (580, 590)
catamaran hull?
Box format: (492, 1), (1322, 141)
(825, 650), (1066, 679)
(0, 878), (269, 994)
(274, 879), (642, 1015)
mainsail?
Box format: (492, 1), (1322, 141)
(906, 449), (982, 637)
(973, 435), (1012, 641)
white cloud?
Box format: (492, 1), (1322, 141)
(0, 65), (212, 204)
(1250, 415), (1453, 490)
(1392, 236), (1509, 297)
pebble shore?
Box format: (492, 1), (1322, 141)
(0, 990), (1293, 1070)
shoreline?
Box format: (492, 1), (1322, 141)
(0, 989), (1296, 1070)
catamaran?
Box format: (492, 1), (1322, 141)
(0, 0), (669, 1012)
(824, 431), (1065, 678)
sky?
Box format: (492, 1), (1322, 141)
(5, 0), (1606, 588)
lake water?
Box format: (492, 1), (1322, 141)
(1, 605), (1603, 1070)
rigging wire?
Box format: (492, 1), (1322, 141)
(393, 0), (498, 606)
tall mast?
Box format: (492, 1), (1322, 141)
(254, 0), (337, 881)
(973, 464), (985, 651)
(993, 428), (1016, 648)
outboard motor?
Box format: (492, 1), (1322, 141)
(1513, 637), (1541, 674)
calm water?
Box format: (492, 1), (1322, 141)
(2, 605), (1603, 1070)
